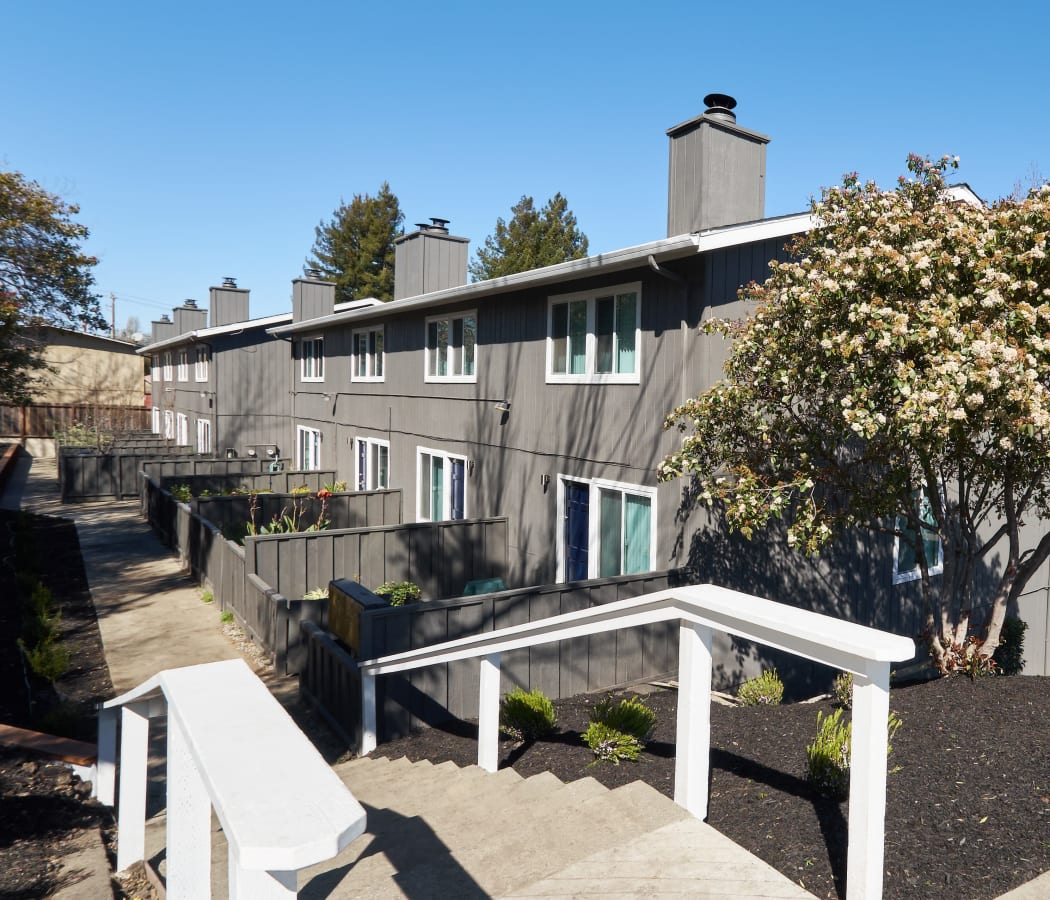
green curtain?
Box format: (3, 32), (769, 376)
(569, 301), (587, 375)
(616, 293), (637, 374)
(623, 494), (651, 574)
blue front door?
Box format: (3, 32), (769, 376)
(564, 480), (589, 581)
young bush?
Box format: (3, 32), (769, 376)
(375, 581), (422, 606)
(806, 708), (902, 800)
(170, 484), (193, 503)
(993, 617), (1027, 676)
(220, 610), (234, 624)
(590, 696), (656, 741)
(737, 669), (784, 706)
(200, 589), (214, 604)
(583, 722), (644, 764)
(302, 586), (329, 600)
(499, 688), (556, 741)
(832, 671), (853, 709)
(18, 637), (70, 683)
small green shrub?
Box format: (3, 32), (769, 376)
(375, 581), (422, 606)
(832, 672), (853, 709)
(737, 669), (784, 706)
(170, 484), (193, 503)
(323, 480), (348, 493)
(583, 722), (644, 764)
(200, 589), (214, 604)
(302, 586), (329, 600)
(290, 484), (311, 495)
(499, 688), (557, 740)
(993, 617), (1027, 676)
(220, 610), (234, 624)
(18, 637), (70, 683)
(590, 696), (656, 741)
(806, 708), (902, 799)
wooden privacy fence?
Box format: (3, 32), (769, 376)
(142, 475), (503, 676)
(244, 518), (509, 604)
(192, 489), (402, 535)
(60, 447), (197, 501)
(0, 404), (151, 439)
(158, 470), (341, 498)
(299, 569), (688, 745)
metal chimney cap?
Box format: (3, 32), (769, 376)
(182, 299), (198, 308)
(306, 267), (323, 280)
(222, 276), (237, 288)
(703, 93), (738, 123)
(429, 217), (450, 231)
(159, 314), (171, 322)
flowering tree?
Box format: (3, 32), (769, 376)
(660, 155), (1050, 672)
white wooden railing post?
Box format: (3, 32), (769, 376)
(674, 620), (713, 819)
(845, 662), (892, 900)
(229, 855), (296, 900)
(477, 652), (502, 772)
(360, 671), (377, 755)
(116, 702), (151, 872)
(167, 713), (212, 899)
(95, 705), (118, 804)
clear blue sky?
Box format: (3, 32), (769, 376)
(6, 1), (1049, 333)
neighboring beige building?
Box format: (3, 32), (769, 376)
(31, 326), (147, 406)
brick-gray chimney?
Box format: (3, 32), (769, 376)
(173, 298), (208, 335)
(394, 218), (469, 300)
(292, 270), (335, 323)
(666, 94), (769, 236)
(150, 314), (175, 344)
(210, 277), (250, 327)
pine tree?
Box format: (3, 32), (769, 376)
(307, 182), (404, 303)
(469, 193), (589, 281)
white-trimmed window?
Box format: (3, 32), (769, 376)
(194, 346), (209, 382)
(151, 407), (161, 434)
(196, 418), (211, 454)
(352, 327), (384, 382)
(556, 476), (656, 581)
(547, 283), (640, 383)
(355, 437), (390, 490)
(163, 410), (174, 440)
(296, 425), (322, 470)
(162, 352), (173, 382)
(301, 337), (324, 382)
(893, 489), (944, 584)
(417, 446), (467, 521)
(425, 312), (476, 382)
(153, 356), (162, 383)
(177, 349), (189, 381)
(176, 413), (189, 445)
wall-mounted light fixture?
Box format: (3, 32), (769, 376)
(494, 400), (511, 413)
(540, 473), (551, 490)
(321, 393), (333, 402)
(247, 448), (258, 458)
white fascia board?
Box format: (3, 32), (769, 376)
(267, 214), (812, 337)
(139, 312), (295, 354)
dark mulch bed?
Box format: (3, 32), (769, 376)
(0, 509), (121, 899)
(373, 676), (1050, 899)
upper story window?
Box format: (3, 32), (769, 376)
(177, 349), (189, 381)
(194, 346), (209, 382)
(153, 356), (162, 382)
(301, 336), (324, 382)
(352, 327), (384, 382)
(893, 488), (944, 584)
(162, 352), (173, 382)
(425, 312), (476, 383)
(547, 283), (640, 384)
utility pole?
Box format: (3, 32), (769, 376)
(110, 293), (116, 338)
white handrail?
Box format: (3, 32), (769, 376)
(97, 659), (367, 900)
(357, 583), (914, 900)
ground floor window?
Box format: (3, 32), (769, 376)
(151, 407), (161, 434)
(893, 488), (943, 584)
(196, 418), (212, 454)
(557, 476), (655, 581)
(417, 446), (467, 521)
(176, 413), (189, 446)
(163, 410), (174, 440)
(356, 437), (389, 491)
(297, 425), (322, 471)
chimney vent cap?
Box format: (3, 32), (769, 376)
(182, 299), (198, 308)
(160, 314), (171, 322)
(306, 267), (323, 280)
(222, 276), (237, 288)
(703, 93), (738, 123)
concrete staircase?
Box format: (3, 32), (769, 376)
(145, 755), (814, 897)
(297, 755), (815, 898)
